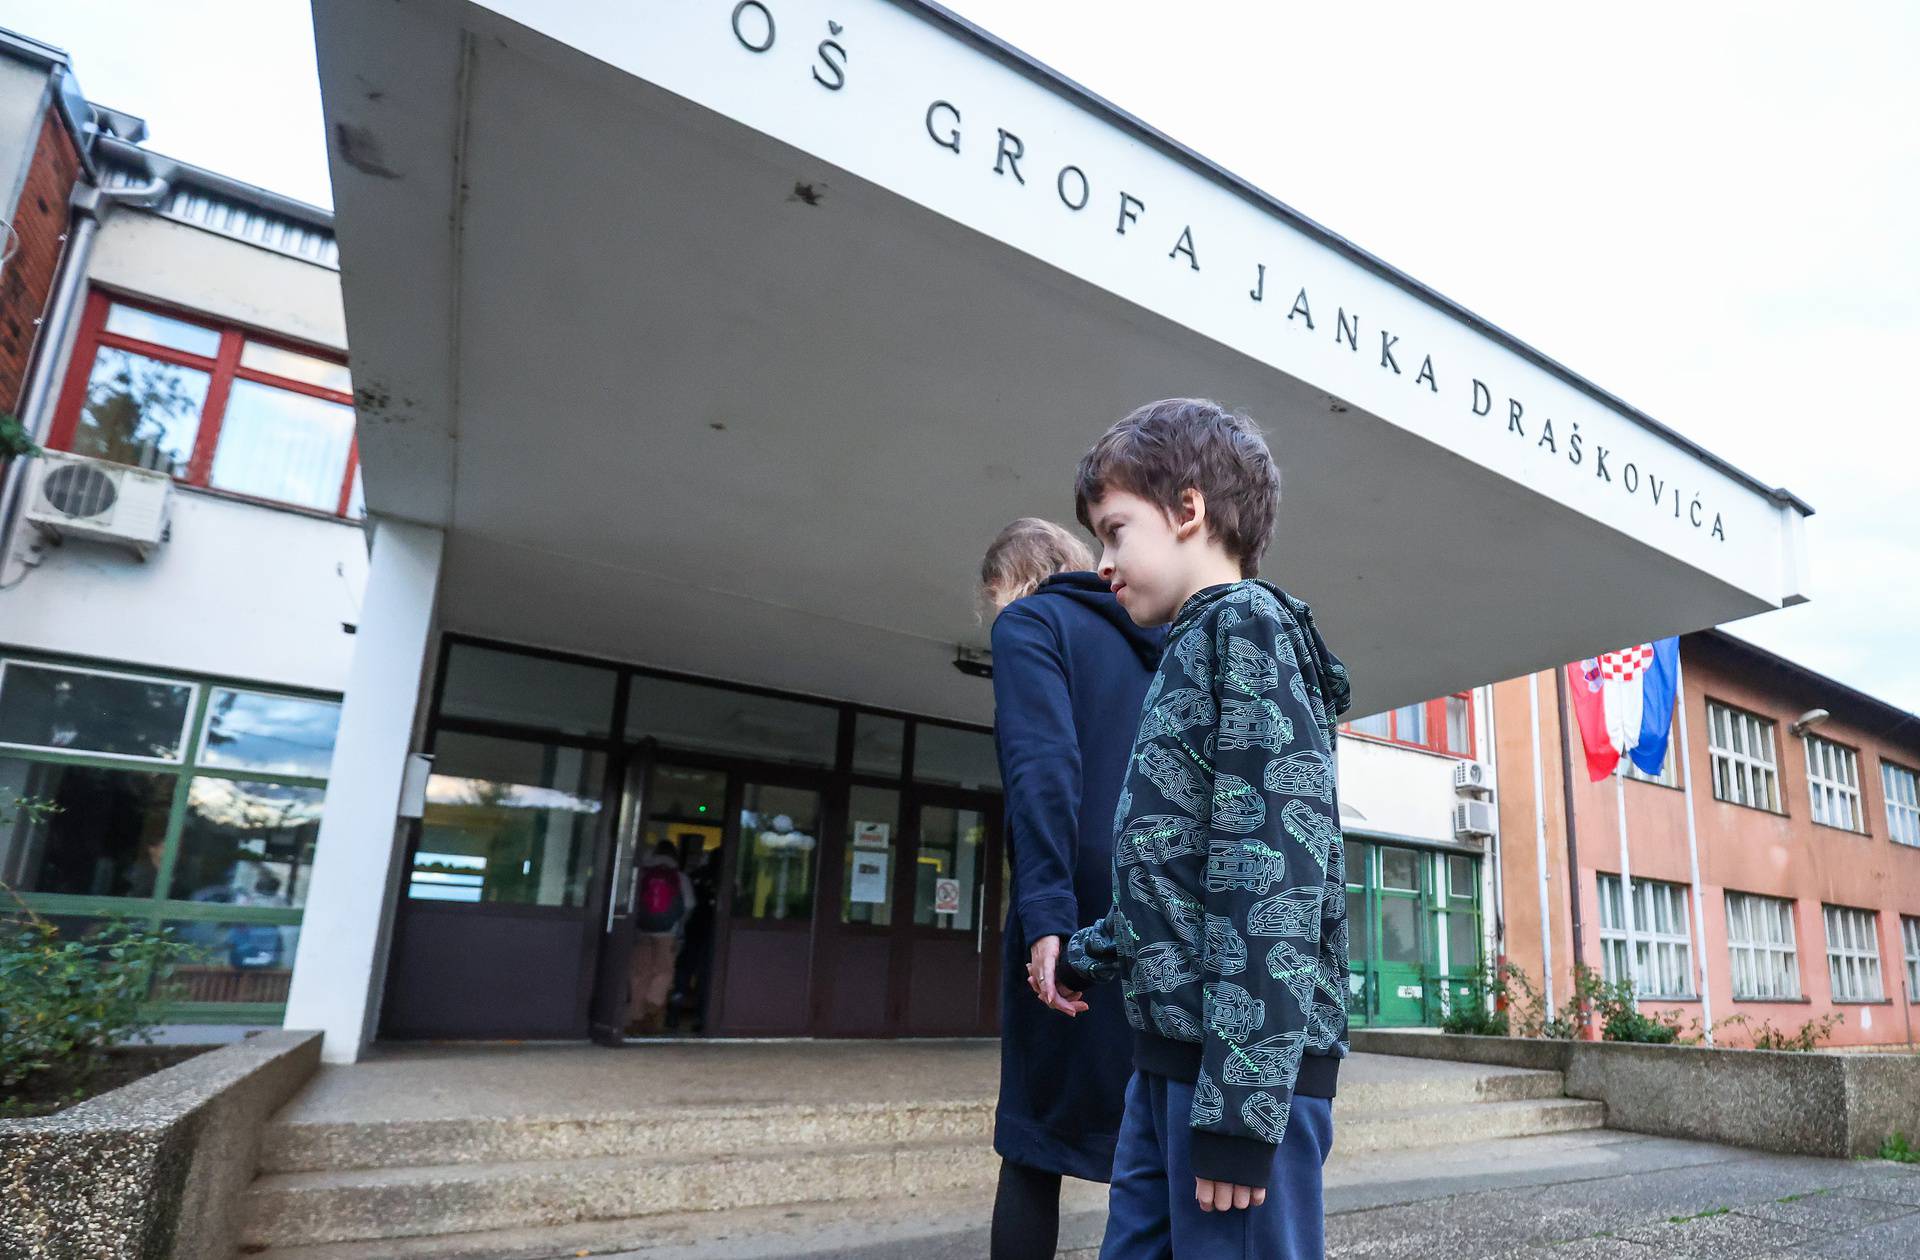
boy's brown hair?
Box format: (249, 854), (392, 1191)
(979, 517), (1095, 611)
(1073, 398), (1280, 577)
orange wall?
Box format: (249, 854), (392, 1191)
(1494, 633), (1920, 1048)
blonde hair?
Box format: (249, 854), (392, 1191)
(980, 518), (1095, 613)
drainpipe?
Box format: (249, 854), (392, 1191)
(0, 173), (170, 575)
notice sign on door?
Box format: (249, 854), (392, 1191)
(933, 878), (962, 915)
(1396, 984), (1424, 1000)
(849, 851), (890, 904)
(853, 821), (891, 849)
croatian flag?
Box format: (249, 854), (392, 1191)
(1566, 639), (1681, 783)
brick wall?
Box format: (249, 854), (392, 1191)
(1, 109), (83, 414)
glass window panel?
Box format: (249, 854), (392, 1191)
(1348, 712), (1390, 738)
(104, 303), (222, 357)
(912, 723), (1001, 790)
(1379, 896), (1420, 962)
(734, 783), (821, 921)
(1345, 889), (1370, 961)
(1378, 847), (1419, 892)
(163, 919), (300, 1004)
(627, 674), (836, 767)
(441, 645), (616, 739)
(238, 340), (353, 393)
(1448, 854), (1475, 900)
(72, 346), (210, 476)
(1346, 841), (1372, 889)
(914, 805), (986, 930)
(208, 380), (355, 511)
(843, 786), (899, 926)
(1445, 695), (1472, 755)
(1392, 703), (1428, 746)
(347, 467), (365, 520)
(413, 732), (604, 906)
(0, 662), (194, 759)
(852, 713), (905, 778)
(0, 758), (175, 896)
(170, 778), (324, 907)
(198, 689), (341, 777)
(1447, 911), (1477, 972)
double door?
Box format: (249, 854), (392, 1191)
(590, 753), (1003, 1040)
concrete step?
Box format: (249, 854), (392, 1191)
(1333, 1096), (1607, 1155)
(260, 1060), (1570, 1174)
(241, 1137), (1004, 1249)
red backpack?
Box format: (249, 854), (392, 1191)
(635, 865), (687, 932)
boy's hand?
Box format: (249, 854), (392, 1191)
(1027, 936), (1089, 1017)
(1195, 1178), (1266, 1212)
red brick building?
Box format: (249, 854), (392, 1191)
(1495, 631), (1920, 1048)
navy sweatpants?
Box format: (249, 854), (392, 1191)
(1098, 1071), (1333, 1260)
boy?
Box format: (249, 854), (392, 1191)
(1032, 398), (1352, 1259)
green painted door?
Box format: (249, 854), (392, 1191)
(1373, 845), (1427, 1024)
(1433, 852), (1483, 1020)
(1343, 841), (1373, 1027)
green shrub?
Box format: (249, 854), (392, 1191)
(1881, 1133), (1919, 1164)
(0, 411), (39, 462)
(1440, 964), (1511, 1036)
(1, 900), (201, 1113)
(1711, 1011), (1844, 1052)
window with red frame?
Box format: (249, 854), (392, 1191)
(49, 292), (362, 518)
(1344, 693), (1475, 757)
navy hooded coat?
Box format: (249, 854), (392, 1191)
(991, 571), (1164, 1181)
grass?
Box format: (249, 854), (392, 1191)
(1881, 1133), (1920, 1164)
(1776, 1188), (1834, 1203)
(1666, 1207), (1731, 1224)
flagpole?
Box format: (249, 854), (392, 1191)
(1674, 649), (1716, 1044)
(1528, 671), (1555, 1020)
(1614, 766), (1639, 1011)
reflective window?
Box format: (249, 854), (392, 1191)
(209, 382), (356, 512)
(0, 662), (195, 760)
(413, 732), (605, 906)
(734, 783), (821, 920)
(1445, 696), (1473, 755)
(239, 340), (354, 393)
(1391, 704), (1427, 746)
(71, 347), (210, 477)
(843, 786), (899, 926)
(440, 645), (617, 738)
(1345, 889), (1370, 959)
(0, 759), (176, 897)
(853, 713), (905, 778)
(1379, 896), (1420, 963)
(164, 919), (300, 1004)
(628, 675), (837, 768)
(198, 689), (341, 778)
(1378, 846), (1420, 892)
(1448, 855), (1475, 900)
(171, 778), (325, 906)
(913, 723), (1000, 790)
(1446, 911), (1478, 972)
(104, 303), (221, 356)
(914, 805), (986, 930)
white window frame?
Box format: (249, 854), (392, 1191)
(1883, 762), (1920, 848)
(1625, 738), (1679, 788)
(1903, 915), (1920, 1003)
(1707, 701), (1781, 813)
(1725, 891), (1801, 1000)
(1822, 904), (1884, 1002)
(1596, 874), (1694, 997)
(0, 659), (199, 765)
(1804, 736), (1862, 832)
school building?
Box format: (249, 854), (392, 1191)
(1494, 632), (1920, 1049)
(0, 4), (1813, 1065)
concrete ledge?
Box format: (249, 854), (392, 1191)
(0, 1028), (322, 1260)
(1350, 1029), (1920, 1159)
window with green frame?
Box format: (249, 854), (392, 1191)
(0, 656), (341, 1023)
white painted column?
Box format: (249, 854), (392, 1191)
(1614, 768), (1639, 1009)
(284, 520), (444, 1063)
(1673, 652), (1716, 1044)
(1528, 671), (1555, 1020)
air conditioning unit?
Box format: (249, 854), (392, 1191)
(1452, 759), (1493, 795)
(23, 452), (172, 558)
(1452, 798), (1496, 840)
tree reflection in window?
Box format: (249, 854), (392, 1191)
(75, 347), (211, 476)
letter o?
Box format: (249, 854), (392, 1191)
(1056, 164), (1090, 211)
(731, 1), (775, 53)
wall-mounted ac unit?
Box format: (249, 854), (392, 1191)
(1452, 759), (1493, 795)
(23, 451), (172, 558)
(1452, 798), (1496, 840)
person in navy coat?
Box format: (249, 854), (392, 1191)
(981, 519), (1165, 1260)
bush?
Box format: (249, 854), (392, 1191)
(1712, 1011), (1844, 1052)
(1882, 1133), (1919, 1164)
(1, 903), (202, 1114)
(0, 411), (39, 462)
(1440, 964), (1511, 1036)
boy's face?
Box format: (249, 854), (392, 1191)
(1087, 488), (1193, 627)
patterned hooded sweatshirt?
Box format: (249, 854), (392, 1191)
(1064, 579), (1352, 1188)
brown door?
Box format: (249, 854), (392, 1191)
(707, 773), (826, 1035)
(895, 791), (1004, 1035)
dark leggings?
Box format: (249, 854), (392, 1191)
(990, 1158), (1063, 1260)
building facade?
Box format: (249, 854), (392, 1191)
(1495, 631), (1920, 1049)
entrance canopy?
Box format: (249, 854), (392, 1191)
(313, 0), (1810, 723)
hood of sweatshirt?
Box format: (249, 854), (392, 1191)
(1032, 571), (1166, 670)
(1169, 579), (1352, 719)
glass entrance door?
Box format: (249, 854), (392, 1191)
(707, 777), (824, 1034)
(897, 793), (1002, 1035)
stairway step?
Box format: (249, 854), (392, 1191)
(1334, 1064), (1566, 1114)
(1334, 1097), (1607, 1155)
(242, 1138), (1003, 1249)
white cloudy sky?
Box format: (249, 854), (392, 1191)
(8, 1), (1917, 709)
